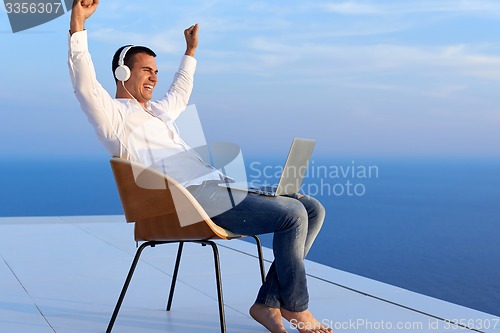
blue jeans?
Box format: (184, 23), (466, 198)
(187, 180), (326, 312)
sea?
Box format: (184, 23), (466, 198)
(1, 156), (499, 316)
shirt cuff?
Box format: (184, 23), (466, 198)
(68, 30), (88, 53)
(179, 55), (197, 74)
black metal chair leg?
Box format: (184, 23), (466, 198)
(107, 238), (261, 333)
(166, 241), (184, 311)
(206, 241), (226, 333)
(251, 235), (266, 284)
(106, 241), (156, 333)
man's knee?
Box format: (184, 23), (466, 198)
(276, 199), (309, 232)
(313, 199), (326, 225)
(302, 195), (326, 227)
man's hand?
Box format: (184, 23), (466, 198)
(70, 0), (99, 35)
(184, 24), (199, 57)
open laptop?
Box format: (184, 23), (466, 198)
(219, 138), (316, 196)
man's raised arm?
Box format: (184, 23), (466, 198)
(155, 24), (199, 121)
(184, 24), (199, 57)
(70, 0), (99, 35)
(68, 0), (123, 156)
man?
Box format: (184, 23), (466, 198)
(69, 1), (331, 332)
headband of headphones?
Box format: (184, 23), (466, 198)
(114, 45), (135, 82)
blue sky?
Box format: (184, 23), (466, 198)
(1, 0), (500, 159)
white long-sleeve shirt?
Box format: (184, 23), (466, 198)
(68, 30), (222, 187)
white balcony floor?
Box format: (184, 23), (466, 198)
(0, 215), (499, 333)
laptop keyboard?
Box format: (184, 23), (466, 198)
(251, 185), (278, 195)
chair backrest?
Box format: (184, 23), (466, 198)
(110, 158), (240, 241)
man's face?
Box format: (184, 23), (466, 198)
(124, 53), (158, 104)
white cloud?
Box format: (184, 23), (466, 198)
(90, 28), (180, 55)
(320, 0), (500, 16)
(426, 85), (468, 98)
(241, 36), (500, 82)
(409, 0), (500, 14)
(322, 2), (383, 15)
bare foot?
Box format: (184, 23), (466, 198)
(280, 308), (332, 333)
(250, 303), (288, 333)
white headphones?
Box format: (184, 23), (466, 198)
(114, 45), (134, 82)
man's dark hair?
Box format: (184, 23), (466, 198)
(112, 45), (157, 82)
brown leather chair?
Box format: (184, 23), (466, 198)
(106, 157), (266, 333)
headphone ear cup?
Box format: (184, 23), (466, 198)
(115, 65), (131, 81)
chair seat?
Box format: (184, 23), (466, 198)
(134, 214), (239, 241)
